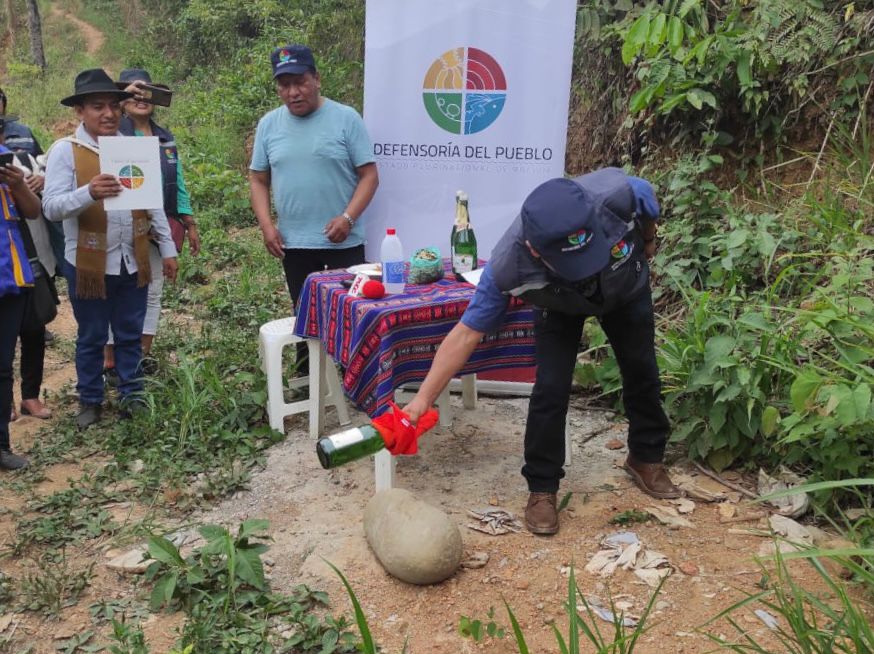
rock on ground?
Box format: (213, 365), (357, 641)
(364, 488), (462, 585)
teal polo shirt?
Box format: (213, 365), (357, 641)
(250, 99), (374, 249)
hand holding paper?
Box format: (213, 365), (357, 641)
(88, 173), (123, 200)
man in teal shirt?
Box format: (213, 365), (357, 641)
(249, 44), (379, 328)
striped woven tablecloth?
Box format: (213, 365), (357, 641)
(293, 261), (536, 417)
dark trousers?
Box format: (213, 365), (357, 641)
(64, 262), (147, 405)
(19, 325), (45, 400)
(1, 293), (26, 450)
(282, 245), (366, 373)
(282, 245), (367, 308)
(522, 289), (670, 493)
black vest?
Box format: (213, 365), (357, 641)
(490, 169), (649, 317)
(119, 116), (180, 217)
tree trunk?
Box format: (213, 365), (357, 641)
(25, 0), (45, 69)
(4, 0), (16, 52)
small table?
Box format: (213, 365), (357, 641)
(293, 262), (537, 489)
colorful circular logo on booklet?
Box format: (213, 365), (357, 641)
(422, 47), (506, 134)
(611, 239), (631, 258)
(118, 164), (145, 190)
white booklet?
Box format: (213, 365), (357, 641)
(460, 268), (485, 286)
(98, 136), (163, 211)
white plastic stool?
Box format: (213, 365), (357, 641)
(259, 317), (350, 437)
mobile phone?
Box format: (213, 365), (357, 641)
(136, 83), (173, 107)
(0, 152), (16, 168)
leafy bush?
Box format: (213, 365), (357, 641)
(146, 521), (360, 652)
(582, 0), (874, 144)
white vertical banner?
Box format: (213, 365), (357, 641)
(362, 0), (578, 260)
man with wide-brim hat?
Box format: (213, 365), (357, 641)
(43, 68), (178, 429)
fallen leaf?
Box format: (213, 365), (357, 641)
(645, 505), (695, 528)
(605, 438), (625, 450)
(461, 551), (490, 569)
(586, 603), (638, 627)
(754, 609), (779, 630)
(718, 503), (737, 520)
(670, 498), (696, 514)
(634, 567), (671, 587)
(467, 508), (524, 535)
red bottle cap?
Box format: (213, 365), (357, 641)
(386, 228), (396, 235)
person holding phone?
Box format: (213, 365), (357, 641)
(1, 140), (42, 469)
(1, 117), (57, 424)
(1, 88), (65, 273)
(102, 68), (199, 380)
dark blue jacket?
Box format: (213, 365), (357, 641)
(489, 168), (649, 317)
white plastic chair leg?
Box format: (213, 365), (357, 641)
(461, 373), (477, 409)
(374, 450), (396, 491)
(324, 361), (350, 426)
(436, 385), (452, 427)
(264, 342), (287, 432)
(308, 339), (325, 438)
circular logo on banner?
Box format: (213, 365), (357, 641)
(118, 164), (145, 190)
(422, 47), (507, 135)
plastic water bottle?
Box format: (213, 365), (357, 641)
(380, 228), (405, 294)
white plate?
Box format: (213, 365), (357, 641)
(346, 263), (382, 276)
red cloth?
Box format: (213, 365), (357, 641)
(371, 401), (439, 456)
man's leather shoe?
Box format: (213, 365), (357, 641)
(525, 492), (559, 535)
(119, 397), (148, 420)
(624, 456), (682, 499)
(77, 404), (102, 430)
(0, 449), (29, 471)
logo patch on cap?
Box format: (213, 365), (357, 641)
(561, 229), (593, 252)
(279, 49), (292, 62)
(611, 239), (631, 259)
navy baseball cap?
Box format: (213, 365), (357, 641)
(522, 178), (629, 282)
(117, 68), (152, 85)
(271, 45), (317, 78)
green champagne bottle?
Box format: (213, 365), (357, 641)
(451, 190), (478, 280)
(316, 424), (387, 469)
(450, 189), (461, 250)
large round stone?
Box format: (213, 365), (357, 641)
(364, 488), (463, 585)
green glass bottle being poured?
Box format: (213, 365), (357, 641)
(316, 424), (387, 469)
(451, 190), (478, 280)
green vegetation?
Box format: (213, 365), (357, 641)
(144, 521), (358, 652)
(1, 0), (872, 650)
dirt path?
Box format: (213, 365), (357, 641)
(50, 4), (105, 58)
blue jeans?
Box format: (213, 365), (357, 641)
(522, 288), (670, 493)
(64, 261), (147, 405)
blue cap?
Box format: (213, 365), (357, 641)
(521, 178), (626, 282)
(118, 68), (152, 85)
(271, 45), (317, 78)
